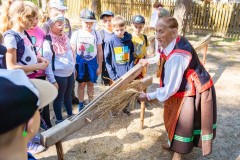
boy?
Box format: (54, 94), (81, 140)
(0, 69), (57, 160)
(99, 10), (114, 85)
(131, 15), (149, 78)
(42, 0), (72, 38)
(104, 15), (135, 81)
(70, 9), (103, 111)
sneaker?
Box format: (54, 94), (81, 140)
(31, 134), (41, 144)
(67, 114), (75, 119)
(27, 142), (45, 154)
(55, 119), (64, 124)
(78, 102), (85, 112)
(72, 96), (79, 104)
(122, 108), (131, 116)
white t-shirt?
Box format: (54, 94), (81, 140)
(4, 32), (38, 68)
(70, 29), (102, 61)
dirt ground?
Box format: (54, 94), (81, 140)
(35, 35), (240, 160)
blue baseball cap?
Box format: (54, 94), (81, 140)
(100, 11), (114, 19)
(132, 15), (145, 24)
(80, 9), (97, 22)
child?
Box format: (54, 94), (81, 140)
(131, 15), (149, 78)
(149, 2), (170, 28)
(26, 1), (53, 131)
(104, 15), (135, 81)
(70, 9), (103, 111)
(0, 69), (57, 160)
(42, 0), (79, 104)
(42, 0), (72, 39)
(0, 0), (49, 76)
(99, 10), (114, 86)
(43, 14), (75, 124)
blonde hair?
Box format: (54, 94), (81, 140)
(0, 0), (37, 33)
(112, 15), (126, 27)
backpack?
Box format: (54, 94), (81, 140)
(44, 34), (56, 71)
(0, 30), (37, 68)
(143, 34), (148, 47)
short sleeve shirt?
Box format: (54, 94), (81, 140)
(70, 29), (102, 61)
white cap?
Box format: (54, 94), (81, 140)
(49, 0), (68, 11)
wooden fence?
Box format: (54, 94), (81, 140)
(66, 0), (240, 39)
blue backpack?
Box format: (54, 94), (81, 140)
(0, 30), (36, 68)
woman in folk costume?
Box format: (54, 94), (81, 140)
(138, 17), (217, 160)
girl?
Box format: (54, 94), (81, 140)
(0, 0), (49, 76)
(43, 14), (75, 124)
(26, 2), (53, 131)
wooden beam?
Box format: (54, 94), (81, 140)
(40, 75), (152, 148)
(55, 141), (64, 160)
(40, 110), (99, 147)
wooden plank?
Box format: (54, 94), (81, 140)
(193, 34), (211, 52)
(41, 109), (98, 147)
(41, 75), (153, 148)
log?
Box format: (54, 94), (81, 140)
(40, 75), (152, 148)
(140, 101), (146, 129)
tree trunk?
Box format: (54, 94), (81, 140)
(173, 0), (192, 36)
(91, 0), (101, 19)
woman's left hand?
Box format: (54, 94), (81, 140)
(138, 93), (149, 102)
(96, 67), (102, 75)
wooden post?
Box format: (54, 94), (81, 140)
(140, 101), (146, 129)
(55, 141), (64, 160)
(202, 44), (208, 65)
(140, 66), (147, 130)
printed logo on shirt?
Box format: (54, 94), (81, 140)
(77, 36), (96, 60)
(114, 46), (130, 64)
(22, 37), (36, 64)
(134, 38), (144, 56)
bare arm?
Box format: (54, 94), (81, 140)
(5, 48), (48, 73)
(96, 44), (103, 75)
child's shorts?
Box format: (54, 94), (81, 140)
(76, 63), (90, 83)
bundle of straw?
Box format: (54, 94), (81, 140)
(96, 89), (141, 117)
(95, 79), (160, 118)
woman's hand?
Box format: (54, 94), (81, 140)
(138, 93), (149, 102)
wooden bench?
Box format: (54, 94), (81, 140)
(192, 34), (211, 65)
